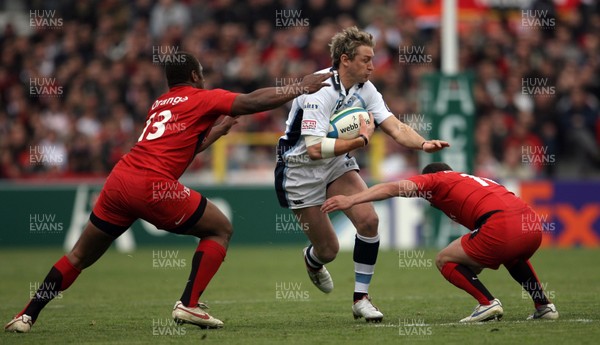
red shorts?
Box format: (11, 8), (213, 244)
(461, 207), (542, 270)
(90, 166), (206, 237)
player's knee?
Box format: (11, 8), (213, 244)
(67, 250), (87, 270)
(319, 251), (337, 263)
(355, 212), (379, 237)
(316, 244), (339, 263)
(435, 252), (448, 271)
(206, 217), (233, 243)
(220, 220), (233, 242)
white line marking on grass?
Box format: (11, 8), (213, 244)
(356, 319), (596, 328)
(208, 299), (276, 304)
(435, 319), (596, 326)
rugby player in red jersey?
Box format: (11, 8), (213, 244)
(5, 52), (332, 332)
(321, 162), (559, 322)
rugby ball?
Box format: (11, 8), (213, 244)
(327, 107), (370, 139)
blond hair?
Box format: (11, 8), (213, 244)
(329, 26), (374, 69)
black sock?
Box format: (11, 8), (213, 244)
(506, 260), (550, 306)
(353, 235), (379, 302)
(353, 292), (368, 302)
(22, 256), (80, 322)
(454, 264), (495, 302)
(179, 251), (204, 306)
(304, 244), (323, 270)
(24, 268), (64, 321)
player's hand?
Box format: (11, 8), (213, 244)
(321, 195), (353, 213)
(299, 72), (333, 94)
(422, 140), (450, 153)
(359, 112), (375, 142)
(215, 116), (239, 136)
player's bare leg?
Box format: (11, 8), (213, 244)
(293, 206), (337, 293)
(5, 222), (115, 333)
(327, 171), (383, 322)
(173, 199), (233, 329)
(505, 259), (559, 320)
(436, 238), (503, 322)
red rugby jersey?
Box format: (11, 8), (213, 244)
(117, 86), (238, 179)
(407, 171), (526, 230)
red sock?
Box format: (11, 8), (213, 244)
(21, 256), (81, 321)
(55, 256), (81, 289)
(441, 262), (494, 305)
(180, 240), (226, 307)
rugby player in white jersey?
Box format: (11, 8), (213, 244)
(274, 26), (449, 322)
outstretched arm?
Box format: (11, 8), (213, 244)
(379, 116), (449, 152)
(230, 72), (332, 116)
(320, 180), (420, 213)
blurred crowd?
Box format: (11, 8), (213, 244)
(0, 0), (599, 181)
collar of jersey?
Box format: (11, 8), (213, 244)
(329, 67), (364, 95)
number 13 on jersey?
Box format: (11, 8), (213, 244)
(138, 110), (173, 141)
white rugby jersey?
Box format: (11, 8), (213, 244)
(276, 68), (394, 166)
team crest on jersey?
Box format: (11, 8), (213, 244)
(334, 95), (362, 113)
(345, 95), (357, 107)
(301, 119), (317, 130)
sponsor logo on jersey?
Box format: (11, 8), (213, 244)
(304, 102), (319, 110)
(301, 120), (317, 130)
(151, 96), (189, 110)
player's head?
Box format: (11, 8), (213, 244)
(329, 26), (374, 83)
(422, 162), (453, 174)
(164, 52), (205, 89)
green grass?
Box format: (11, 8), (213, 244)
(1, 246), (599, 344)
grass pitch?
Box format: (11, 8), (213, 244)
(1, 246), (599, 344)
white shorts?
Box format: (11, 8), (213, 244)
(274, 154), (359, 209)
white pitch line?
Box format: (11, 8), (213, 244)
(356, 319), (596, 327)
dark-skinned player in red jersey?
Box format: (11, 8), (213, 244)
(321, 162), (559, 323)
(5, 52), (332, 333)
